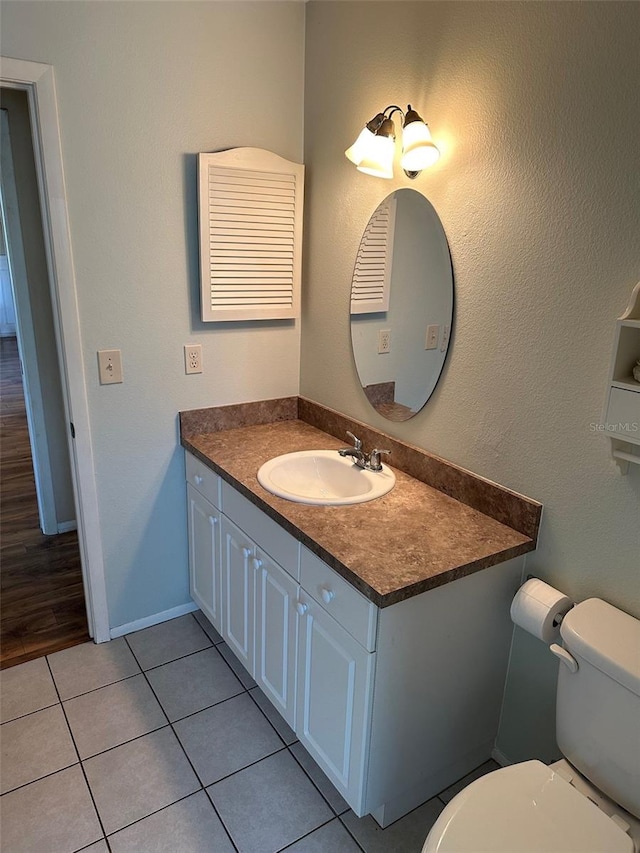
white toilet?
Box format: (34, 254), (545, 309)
(422, 597), (640, 852)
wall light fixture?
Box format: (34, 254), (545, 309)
(345, 105), (439, 179)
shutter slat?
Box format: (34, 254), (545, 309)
(350, 196), (396, 315)
(199, 150), (304, 321)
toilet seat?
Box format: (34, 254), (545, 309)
(422, 760), (633, 853)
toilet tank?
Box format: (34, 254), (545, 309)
(556, 598), (640, 818)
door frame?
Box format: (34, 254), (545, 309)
(1, 56), (110, 643)
(1, 108), (60, 535)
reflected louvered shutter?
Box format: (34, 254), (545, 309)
(350, 195), (396, 315)
(198, 148), (304, 321)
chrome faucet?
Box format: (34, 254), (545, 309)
(338, 432), (391, 472)
(338, 431), (367, 468)
(368, 448), (391, 472)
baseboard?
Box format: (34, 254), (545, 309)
(491, 746), (513, 767)
(57, 520), (77, 533)
(110, 601), (198, 639)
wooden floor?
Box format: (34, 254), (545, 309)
(1, 336), (89, 669)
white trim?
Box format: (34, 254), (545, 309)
(110, 602), (199, 639)
(57, 520), (77, 534)
(1, 57), (110, 642)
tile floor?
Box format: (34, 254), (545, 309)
(0, 611), (498, 852)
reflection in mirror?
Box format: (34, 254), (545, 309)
(350, 189), (453, 421)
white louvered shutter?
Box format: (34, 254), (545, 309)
(350, 195), (396, 315)
(198, 148), (304, 321)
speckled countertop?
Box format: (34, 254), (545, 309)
(181, 401), (540, 608)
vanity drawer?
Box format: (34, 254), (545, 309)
(607, 387), (640, 441)
(301, 547), (377, 652)
(222, 481), (300, 580)
(186, 452), (221, 509)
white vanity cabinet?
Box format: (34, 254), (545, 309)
(186, 455), (223, 634)
(184, 450), (524, 827)
(221, 515), (256, 676)
(254, 548), (299, 728)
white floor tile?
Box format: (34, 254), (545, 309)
(146, 646), (243, 722)
(0, 657), (59, 723)
(108, 790), (234, 853)
(48, 637), (140, 700)
(209, 749), (333, 853)
(64, 674), (167, 758)
(0, 765), (102, 853)
(175, 692), (283, 786)
(83, 727), (199, 835)
(0, 704), (77, 794)
(126, 614), (211, 670)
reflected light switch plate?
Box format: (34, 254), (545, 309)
(97, 349), (123, 384)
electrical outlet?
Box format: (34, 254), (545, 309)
(184, 344), (203, 374)
(440, 324), (450, 352)
(97, 349), (123, 384)
(378, 329), (391, 354)
(425, 324), (439, 350)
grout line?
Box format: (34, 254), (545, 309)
(0, 759), (79, 798)
(123, 634), (213, 674)
(0, 699), (60, 726)
(102, 790), (210, 845)
(275, 814), (350, 852)
(44, 656), (110, 843)
(57, 671), (142, 704)
(337, 814), (368, 853)
(246, 687), (298, 747)
(202, 787), (241, 853)
(287, 744), (348, 817)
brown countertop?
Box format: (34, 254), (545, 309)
(181, 414), (538, 608)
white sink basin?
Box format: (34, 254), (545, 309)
(257, 450), (395, 506)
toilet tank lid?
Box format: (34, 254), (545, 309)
(560, 599), (640, 697)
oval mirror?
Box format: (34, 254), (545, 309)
(350, 188), (453, 422)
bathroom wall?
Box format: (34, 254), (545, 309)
(1, 1), (305, 629)
(302, 2), (640, 761)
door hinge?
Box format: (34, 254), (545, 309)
(70, 421), (76, 438)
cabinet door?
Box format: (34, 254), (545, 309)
(255, 550), (299, 729)
(187, 484), (222, 634)
(221, 515), (255, 677)
(296, 593), (375, 813)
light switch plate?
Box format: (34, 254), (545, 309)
(425, 325), (439, 350)
(97, 349), (123, 384)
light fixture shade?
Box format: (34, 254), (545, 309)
(345, 113), (386, 166)
(357, 133), (395, 179)
(400, 120), (440, 172)
(345, 126), (377, 166)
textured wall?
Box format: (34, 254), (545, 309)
(302, 1), (640, 761)
(1, 1), (305, 628)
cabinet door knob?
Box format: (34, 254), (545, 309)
(242, 547), (252, 559)
(208, 515), (218, 526)
(194, 475), (204, 485)
(252, 557), (263, 571)
(296, 602), (308, 616)
(321, 588), (335, 604)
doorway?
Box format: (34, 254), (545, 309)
(0, 56), (110, 655)
(0, 90), (89, 667)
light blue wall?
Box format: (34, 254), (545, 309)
(302, 1), (640, 762)
(1, 1), (305, 630)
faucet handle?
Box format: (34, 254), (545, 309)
(368, 448), (390, 471)
(346, 431), (362, 451)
